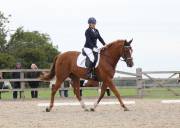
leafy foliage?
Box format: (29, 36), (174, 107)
(0, 11), (59, 69)
(0, 11), (10, 52)
(0, 53), (16, 68)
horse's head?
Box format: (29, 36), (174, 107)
(102, 39), (134, 68)
(121, 39), (134, 67)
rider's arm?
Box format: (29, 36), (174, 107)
(96, 29), (106, 46)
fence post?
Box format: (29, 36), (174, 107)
(20, 71), (25, 99)
(60, 83), (65, 97)
(136, 68), (143, 98)
(178, 73), (180, 84)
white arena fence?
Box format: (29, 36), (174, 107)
(0, 68), (180, 99)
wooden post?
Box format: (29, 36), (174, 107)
(178, 73), (180, 84)
(60, 82), (65, 97)
(20, 71), (25, 99)
(136, 68), (143, 98)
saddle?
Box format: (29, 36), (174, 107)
(82, 49), (98, 68)
(77, 49), (100, 69)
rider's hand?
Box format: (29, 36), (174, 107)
(101, 44), (107, 51)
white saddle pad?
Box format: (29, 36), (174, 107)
(77, 52), (100, 68)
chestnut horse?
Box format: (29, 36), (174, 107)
(41, 39), (134, 112)
(84, 80), (99, 87)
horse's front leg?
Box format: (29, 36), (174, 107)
(107, 80), (129, 111)
(71, 77), (89, 111)
(90, 83), (107, 111)
(74, 86), (89, 111)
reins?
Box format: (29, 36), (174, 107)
(99, 45), (132, 62)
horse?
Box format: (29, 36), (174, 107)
(83, 80), (99, 87)
(40, 39), (134, 112)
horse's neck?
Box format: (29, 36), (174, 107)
(105, 46), (122, 68)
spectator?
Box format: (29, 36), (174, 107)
(12, 62), (22, 99)
(28, 64), (40, 98)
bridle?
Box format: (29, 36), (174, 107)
(99, 43), (133, 63)
(120, 45), (133, 62)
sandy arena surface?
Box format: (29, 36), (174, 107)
(0, 98), (180, 128)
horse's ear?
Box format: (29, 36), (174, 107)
(128, 38), (133, 44)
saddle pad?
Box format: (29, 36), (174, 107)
(77, 52), (100, 68)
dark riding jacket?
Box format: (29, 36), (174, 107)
(84, 28), (105, 49)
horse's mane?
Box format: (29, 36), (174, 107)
(101, 40), (125, 52)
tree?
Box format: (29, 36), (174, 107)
(0, 11), (59, 69)
(0, 11), (10, 52)
(0, 53), (15, 68)
(7, 27), (59, 68)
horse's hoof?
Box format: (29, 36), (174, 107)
(124, 108), (130, 111)
(46, 107), (51, 112)
(90, 108), (95, 112)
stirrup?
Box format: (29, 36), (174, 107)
(86, 72), (91, 78)
(87, 73), (96, 80)
(87, 68), (96, 80)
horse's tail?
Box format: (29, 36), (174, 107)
(40, 55), (58, 81)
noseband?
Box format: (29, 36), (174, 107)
(120, 46), (133, 62)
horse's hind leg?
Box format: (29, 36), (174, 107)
(70, 75), (88, 111)
(46, 78), (64, 112)
(46, 68), (70, 112)
(107, 80), (129, 111)
(90, 83), (107, 111)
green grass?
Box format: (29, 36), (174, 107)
(142, 87), (180, 99)
(1, 87), (180, 100)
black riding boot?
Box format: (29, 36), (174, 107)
(86, 67), (96, 80)
(86, 68), (93, 78)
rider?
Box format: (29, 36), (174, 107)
(83, 17), (106, 79)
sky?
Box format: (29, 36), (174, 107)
(1, 0), (180, 76)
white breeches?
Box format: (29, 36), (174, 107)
(83, 47), (95, 62)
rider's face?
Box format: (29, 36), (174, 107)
(89, 24), (96, 28)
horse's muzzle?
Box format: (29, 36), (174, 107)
(127, 60), (134, 67)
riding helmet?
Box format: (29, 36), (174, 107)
(88, 17), (96, 24)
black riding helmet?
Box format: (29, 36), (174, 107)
(88, 17), (96, 24)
